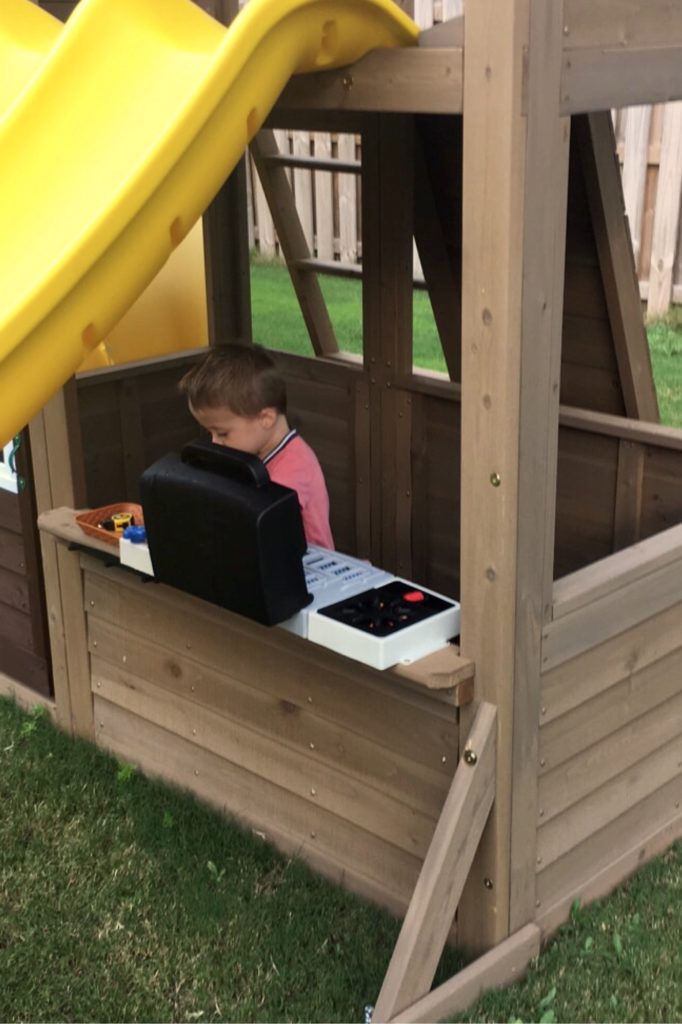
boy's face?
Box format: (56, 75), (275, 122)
(189, 403), (278, 460)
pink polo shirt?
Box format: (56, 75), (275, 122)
(263, 430), (334, 550)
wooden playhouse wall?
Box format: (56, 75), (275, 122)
(537, 524), (682, 931)
(79, 551), (462, 918)
(0, 442), (51, 696)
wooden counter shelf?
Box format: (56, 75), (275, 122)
(37, 505), (474, 922)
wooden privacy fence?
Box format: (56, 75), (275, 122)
(245, 0), (682, 320)
(247, 107), (682, 318)
(613, 104), (682, 318)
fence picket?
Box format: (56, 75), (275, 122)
(314, 134), (335, 260)
(647, 102), (682, 319)
(621, 106), (651, 267)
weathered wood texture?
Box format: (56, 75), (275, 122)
(83, 557), (460, 917)
(535, 529), (682, 930)
(0, 439), (51, 697)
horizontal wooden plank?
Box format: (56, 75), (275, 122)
(563, 0), (682, 50)
(536, 810), (682, 938)
(0, 602), (35, 653)
(94, 668), (439, 858)
(0, 567), (29, 614)
(540, 641), (682, 769)
(561, 45), (682, 113)
(38, 507), (120, 558)
(558, 406), (682, 451)
(543, 563), (682, 670)
(537, 733), (682, 869)
(0, 491), (21, 533)
(539, 673), (682, 823)
(553, 521), (682, 618)
(392, 646), (473, 697)
(0, 671), (55, 714)
(540, 600), (682, 723)
(0, 527), (25, 575)
(276, 49), (463, 116)
(0, 645), (51, 698)
(83, 563), (459, 769)
(559, 361), (624, 414)
(88, 625), (450, 816)
(536, 773), (682, 912)
(95, 695), (424, 914)
(561, 314), (620, 372)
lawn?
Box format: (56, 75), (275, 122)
(0, 699), (454, 1023)
(250, 258), (682, 427)
(2, 698), (682, 1023)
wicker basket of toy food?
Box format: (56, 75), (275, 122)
(75, 503), (144, 547)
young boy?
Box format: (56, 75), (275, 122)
(179, 343), (334, 549)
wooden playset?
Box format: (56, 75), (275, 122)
(2, 0), (682, 1020)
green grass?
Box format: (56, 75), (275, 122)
(250, 259), (682, 426)
(647, 308), (682, 427)
(3, 699), (682, 1023)
(250, 257), (446, 372)
(0, 698), (461, 1023)
(451, 849), (682, 1024)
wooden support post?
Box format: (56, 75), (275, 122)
(361, 115), (415, 573)
(613, 439), (646, 551)
(576, 113), (659, 422)
(458, 0), (570, 953)
(29, 387), (92, 738)
(196, 0), (252, 345)
(373, 702), (497, 1023)
(202, 164), (252, 345)
(250, 129), (338, 357)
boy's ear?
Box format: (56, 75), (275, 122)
(258, 406), (278, 429)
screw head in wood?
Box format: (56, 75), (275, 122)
(490, 472), (501, 487)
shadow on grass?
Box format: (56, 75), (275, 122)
(0, 698), (464, 1023)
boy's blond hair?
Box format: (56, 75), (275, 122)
(179, 342), (287, 417)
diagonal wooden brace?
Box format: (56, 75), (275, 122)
(249, 129), (338, 356)
(373, 701), (497, 1023)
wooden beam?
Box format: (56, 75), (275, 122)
(458, 0), (531, 954)
(509, 0), (570, 936)
(388, 923), (541, 1023)
(276, 49), (462, 116)
(373, 702), (497, 1023)
(419, 17), (464, 49)
(361, 115), (414, 573)
(560, 44), (682, 113)
(576, 113), (659, 422)
(612, 439), (646, 551)
(29, 389), (92, 737)
(562, 0), (682, 50)
(202, 162), (252, 344)
(250, 129), (338, 357)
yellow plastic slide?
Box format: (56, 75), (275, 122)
(0, 0), (61, 116)
(0, 0), (418, 446)
(1, 1), (208, 377)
